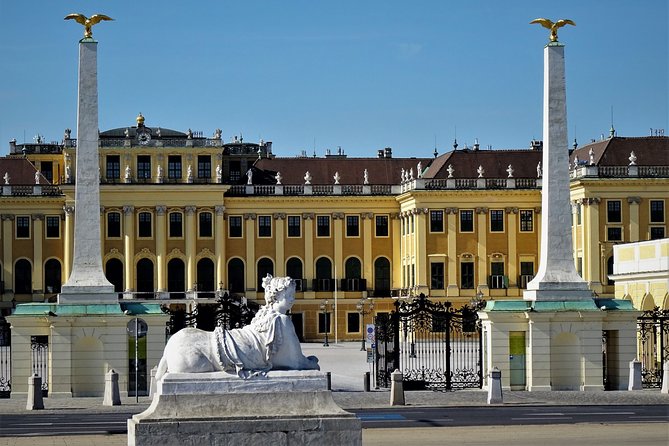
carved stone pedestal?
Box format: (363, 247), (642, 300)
(127, 370), (361, 446)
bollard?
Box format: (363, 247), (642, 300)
(326, 371), (331, 390)
(149, 365), (158, 398)
(364, 371), (370, 392)
(487, 367), (503, 404)
(628, 359), (642, 390)
(661, 361), (669, 394)
(26, 374), (44, 410)
(103, 369), (121, 406)
(390, 369), (405, 406)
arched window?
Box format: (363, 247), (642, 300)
(227, 258), (245, 294)
(44, 259), (62, 294)
(257, 258), (274, 291)
(14, 259), (32, 294)
(344, 257), (362, 291)
(315, 257), (332, 291)
(374, 257), (391, 296)
(607, 256), (615, 286)
(286, 257), (303, 291)
(137, 258), (155, 295)
(197, 258), (215, 297)
(166, 258), (184, 298)
(105, 258), (124, 293)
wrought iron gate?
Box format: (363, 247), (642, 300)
(375, 294), (483, 391)
(30, 335), (48, 397)
(0, 318), (10, 398)
(637, 308), (669, 388)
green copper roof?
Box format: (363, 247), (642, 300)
(10, 302), (166, 317)
(484, 298), (636, 312)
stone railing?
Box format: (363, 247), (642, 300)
(571, 165), (669, 179)
(225, 183), (401, 197)
(0, 185), (63, 197)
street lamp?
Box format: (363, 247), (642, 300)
(356, 298), (374, 351)
(320, 299), (332, 347)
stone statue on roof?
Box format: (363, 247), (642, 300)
(363, 169), (369, 185)
(216, 164), (222, 183)
(304, 171), (312, 185)
(3, 172), (9, 185)
(536, 161), (542, 178)
(275, 172), (282, 185)
(477, 165), (484, 178)
(417, 162), (423, 178)
(447, 164), (454, 178)
(246, 169), (253, 185)
(333, 172), (341, 185)
(629, 151), (637, 166)
(588, 148), (595, 165)
(214, 129), (222, 139)
(400, 168), (406, 183)
(35, 171), (40, 185)
(409, 168), (414, 181)
(506, 164), (514, 178)
(573, 155), (580, 169)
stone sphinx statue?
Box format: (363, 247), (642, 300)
(155, 275), (319, 380)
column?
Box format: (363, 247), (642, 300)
(362, 213), (373, 291)
(155, 205), (167, 292)
(63, 205), (75, 282)
(627, 197), (641, 242)
(414, 209), (427, 289)
(184, 206), (196, 291)
(476, 207), (488, 295)
(123, 205), (135, 293)
(333, 213), (344, 281)
(274, 214), (285, 276)
(214, 205), (225, 287)
(571, 201), (579, 269)
(446, 208), (458, 296)
(506, 208), (518, 291)
(1, 215), (13, 298)
(32, 214), (44, 299)
(391, 214), (401, 290)
(244, 214), (256, 293)
(303, 214), (314, 295)
(583, 198), (602, 293)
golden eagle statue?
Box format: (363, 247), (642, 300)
(530, 18), (575, 42)
(64, 13), (114, 39)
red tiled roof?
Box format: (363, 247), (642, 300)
(0, 158), (47, 184)
(424, 149), (542, 179)
(571, 136), (669, 166)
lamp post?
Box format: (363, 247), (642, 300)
(356, 298), (374, 351)
(320, 299), (331, 347)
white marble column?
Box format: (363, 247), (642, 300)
(59, 38), (115, 303)
(524, 42), (591, 301)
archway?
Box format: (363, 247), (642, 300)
(550, 332), (581, 390)
(167, 258), (185, 299)
(344, 257), (362, 291)
(374, 257), (391, 296)
(105, 258), (124, 293)
(197, 258), (215, 298)
(44, 259), (62, 294)
(286, 257), (303, 291)
(315, 257), (332, 291)
(14, 259), (32, 294)
(257, 258), (274, 291)
(227, 258), (245, 294)
(136, 258), (155, 295)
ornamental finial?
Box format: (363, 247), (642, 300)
(530, 18), (575, 42)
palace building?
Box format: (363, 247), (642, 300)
(1, 116), (667, 342)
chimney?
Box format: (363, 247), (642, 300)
(530, 140), (543, 151)
(377, 149), (384, 158)
(384, 147), (392, 158)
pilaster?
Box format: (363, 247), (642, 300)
(506, 208), (518, 290)
(583, 198), (602, 293)
(155, 206), (167, 292)
(2, 215), (14, 297)
(123, 205), (135, 293)
(414, 209), (427, 289)
(526, 314), (552, 391)
(627, 196), (641, 242)
(362, 213), (373, 287)
(391, 214), (401, 290)
(32, 214), (44, 299)
(476, 207), (488, 295)
(215, 206), (225, 287)
(244, 214), (256, 292)
(274, 214), (285, 276)
(333, 214), (344, 279)
(185, 206), (196, 291)
(446, 209), (458, 296)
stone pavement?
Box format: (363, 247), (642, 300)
(0, 342), (667, 445)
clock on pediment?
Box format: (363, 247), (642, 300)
(135, 112), (152, 145)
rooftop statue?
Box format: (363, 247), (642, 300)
(155, 275), (319, 381)
(530, 18), (575, 42)
(64, 13), (113, 39)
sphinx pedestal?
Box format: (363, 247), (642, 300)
(127, 370), (361, 446)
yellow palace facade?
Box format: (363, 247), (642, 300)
(1, 116), (667, 341)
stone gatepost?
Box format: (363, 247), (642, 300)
(27, 374), (44, 410)
(390, 369), (405, 406)
(628, 360), (642, 390)
(487, 367), (503, 404)
(103, 369), (121, 406)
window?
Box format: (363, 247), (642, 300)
(229, 160), (241, 182)
(258, 216), (272, 237)
(519, 261), (534, 288)
(346, 215), (359, 237)
(317, 215), (330, 237)
(430, 210), (444, 232)
(45, 216), (60, 238)
(169, 212), (183, 238)
(168, 155), (182, 180)
(107, 212), (121, 238)
(106, 155), (120, 180)
(347, 313), (361, 333)
(375, 215), (389, 237)
(460, 210), (474, 232)
(577, 257), (583, 277)
(520, 210), (534, 232)
(137, 155), (151, 180)
(489, 262), (506, 289)
(40, 161), (53, 183)
(576, 203), (582, 225)
(138, 212), (152, 238)
(229, 216), (242, 238)
(460, 262), (474, 289)
(607, 226), (622, 241)
(430, 262), (444, 290)
(197, 155), (211, 179)
(650, 227), (665, 240)
(318, 312), (331, 334)
(607, 200), (622, 223)
(16, 216), (30, 238)
(490, 210), (504, 232)
(199, 212), (212, 238)
(650, 200), (665, 223)
(287, 216), (301, 237)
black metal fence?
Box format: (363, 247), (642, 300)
(637, 307), (669, 388)
(0, 318), (10, 398)
(375, 294), (483, 391)
(30, 335), (48, 397)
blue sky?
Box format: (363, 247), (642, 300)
(1, 1), (666, 158)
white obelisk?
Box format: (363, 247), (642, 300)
(59, 36), (116, 304)
(524, 41), (591, 301)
